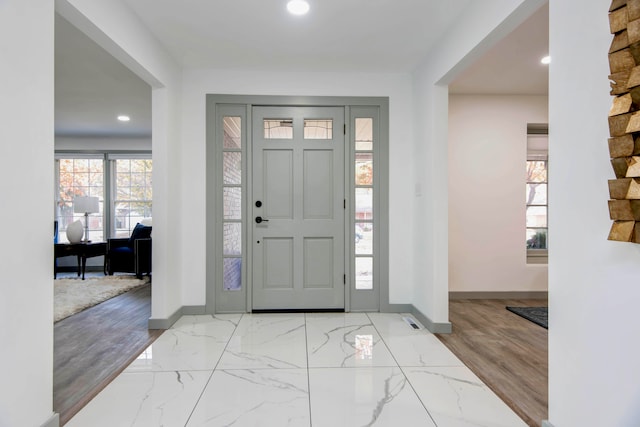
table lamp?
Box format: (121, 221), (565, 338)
(74, 196), (99, 242)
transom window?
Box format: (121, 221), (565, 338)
(304, 119), (333, 139)
(263, 118), (335, 140)
(264, 119), (293, 139)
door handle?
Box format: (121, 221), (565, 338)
(255, 216), (269, 224)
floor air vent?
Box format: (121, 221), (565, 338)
(403, 316), (420, 330)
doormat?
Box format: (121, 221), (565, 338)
(506, 306), (548, 329)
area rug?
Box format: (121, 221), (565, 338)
(506, 306), (548, 329)
(54, 275), (150, 322)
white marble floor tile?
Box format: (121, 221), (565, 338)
(66, 370), (211, 427)
(368, 312), (463, 367)
(404, 366), (527, 427)
(186, 369), (310, 427)
(382, 333), (464, 367)
(308, 367), (436, 427)
(217, 313), (308, 369)
(306, 313), (397, 368)
(68, 313), (529, 427)
(126, 314), (242, 372)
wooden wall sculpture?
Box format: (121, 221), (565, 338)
(607, 0), (640, 242)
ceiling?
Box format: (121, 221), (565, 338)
(449, 3), (549, 95)
(55, 15), (152, 138)
(54, 1), (548, 138)
(121, 0), (473, 72)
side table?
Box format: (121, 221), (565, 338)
(54, 242), (107, 280)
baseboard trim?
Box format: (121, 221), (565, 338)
(183, 305), (207, 315)
(541, 421), (555, 427)
(411, 306), (452, 334)
(40, 412), (59, 427)
(449, 291), (548, 300)
(386, 303), (413, 313)
(148, 305), (208, 329)
(386, 304), (452, 334)
(148, 306), (183, 330)
(147, 303), (454, 334)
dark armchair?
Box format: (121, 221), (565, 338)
(106, 223), (152, 278)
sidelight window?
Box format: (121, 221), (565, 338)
(222, 116), (243, 290)
(354, 118), (374, 290)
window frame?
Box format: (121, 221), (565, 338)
(526, 126), (548, 264)
(54, 153), (106, 243)
(109, 154), (153, 238)
(55, 151), (152, 242)
(351, 110), (379, 310)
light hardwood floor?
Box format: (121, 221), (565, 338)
(53, 282), (162, 425)
(436, 299), (548, 427)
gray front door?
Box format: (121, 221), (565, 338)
(252, 106), (345, 310)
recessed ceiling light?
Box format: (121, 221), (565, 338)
(541, 56), (551, 65)
(287, 0), (309, 15)
(117, 115), (130, 122)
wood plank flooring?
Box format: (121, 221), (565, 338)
(436, 299), (548, 427)
(53, 283), (163, 425)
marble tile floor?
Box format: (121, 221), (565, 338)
(67, 312), (527, 427)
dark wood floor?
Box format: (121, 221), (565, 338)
(436, 299), (548, 427)
(53, 283), (163, 425)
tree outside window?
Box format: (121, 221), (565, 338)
(113, 159), (153, 238)
(526, 126), (548, 259)
(526, 158), (547, 250)
(55, 155), (151, 242)
(56, 158), (104, 242)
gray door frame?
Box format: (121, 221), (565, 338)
(206, 95), (390, 313)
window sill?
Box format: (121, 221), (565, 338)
(527, 251), (548, 265)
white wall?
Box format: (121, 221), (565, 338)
(548, 1), (640, 425)
(0, 1), (56, 426)
(179, 69), (415, 306)
(448, 95), (548, 293)
(411, 0), (545, 324)
(55, 136), (151, 151)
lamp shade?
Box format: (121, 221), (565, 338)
(74, 196), (99, 214)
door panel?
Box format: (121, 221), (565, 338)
(303, 150), (334, 219)
(252, 106), (345, 310)
(263, 238), (294, 289)
(263, 150), (294, 219)
(303, 237), (334, 288)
